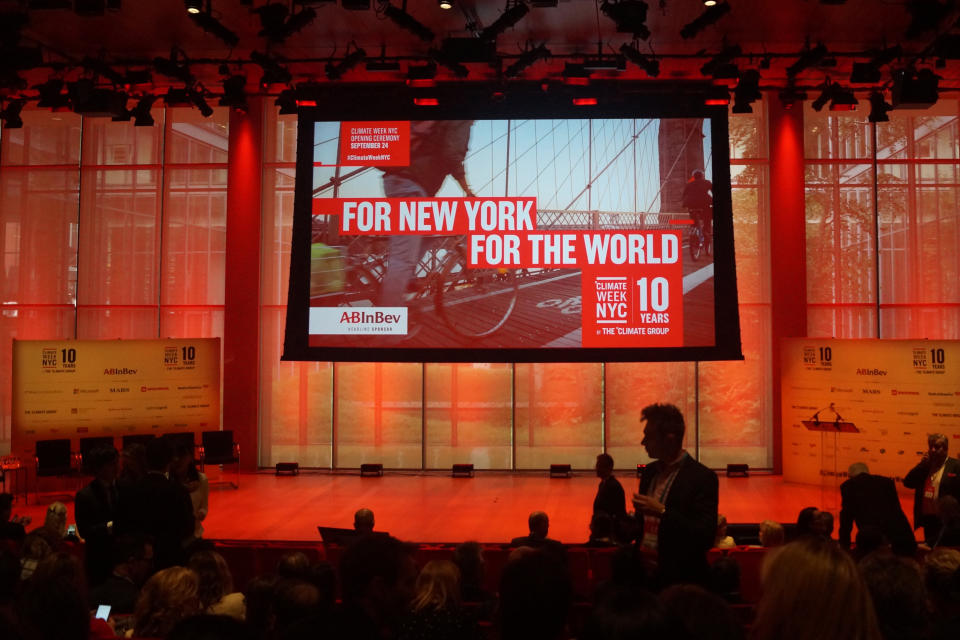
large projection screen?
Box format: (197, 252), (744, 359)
(283, 83), (743, 363)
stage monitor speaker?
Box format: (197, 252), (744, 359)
(637, 463), (646, 478)
(360, 462), (384, 477)
(549, 463), (571, 478)
(275, 461), (299, 476)
(726, 463), (749, 477)
(452, 463), (474, 477)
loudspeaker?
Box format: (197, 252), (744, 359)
(549, 463), (571, 478)
(726, 463), (749, 477)
(452, 463), (474, 477)
(360, 463), (384, 477)
(275, 461), (299, 476)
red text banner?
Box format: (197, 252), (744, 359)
(467, 231), (680, 269)
(338, 121), (411, 167)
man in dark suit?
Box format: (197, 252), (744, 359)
(632, 403), (718, 588)
(903, 433), (960, 544)
(510, 511), (566, 560)
(75, 446), (120, 586)
(839, 462), (916, 555)
(593, 453), (627, 519)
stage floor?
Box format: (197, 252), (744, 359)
(10, 471), (920, 543)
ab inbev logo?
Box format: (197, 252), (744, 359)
(310, 307), (408, 335)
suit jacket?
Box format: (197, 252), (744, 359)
(637, 454), (718, 588)
(116, 472), (194, 569)
(593, 475), (627, 519)
(76, 479), (119, 585)
(839, 473), (916, 554)
(903, 457), (960, 533)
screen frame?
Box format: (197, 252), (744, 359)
(282, 81), (743, 363)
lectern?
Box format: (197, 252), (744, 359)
(802, 419), (859, 512)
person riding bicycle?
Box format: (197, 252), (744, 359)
(682, 169), (713, 246)
(379, 120), (475, 308)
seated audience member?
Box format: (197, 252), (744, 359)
(581, 587), (667, 640)
(189, 550), (246, 620)
(274, 578), (324, 636)
(0, 493), (27, 543)
(76, 445), (119, 587)
(89, 534), (154, 615)
(19, 534), (52, 580)
(594, 546), (650, 601)
(933, 495), (960, 548)
(132, 566), (202, 638)
(498, 549), (572, 640)
(794, 506), (820, 538)
(244, 575), (280, 639)
(708, 556), (742, 604)
(336, 534), (418, 640)
(399, 560), (476, 640)
(17, 553), (90, 640)
(29, 501), (72, 551)
(758, 519), (784, 547)
(587, 513), (618, 547)
(923, 548), (960, 640)
(813, 510), (835, 539)
(452, 541), (495, 612)
(751, 537), (881, 640)
(172, 443), (209, 539)
(354, 508), (375, 534)
(510, 511), (565, 559)
(660, 584), (744, 640)
(858, 552), (930, 640)
(854, 527), (892, 562)
(715, 514), (736, 549)
(167, 614), (255, 640)
(277, 551), (311, 580)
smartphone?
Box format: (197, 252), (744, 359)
(67, 524), (77, 536)
(95, 605), (111, 621)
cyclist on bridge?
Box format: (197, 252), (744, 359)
(682, 169), (713, 238)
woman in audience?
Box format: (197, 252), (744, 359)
(751, 536), (881, 640)
(858, 553), (930, 640)
(17, 553), (90, 640)
(758, 520), (784, 547)
(399, 560), (476, 640)
(452, 541), (495, 617)
(132, 566), (202, 638)
(660, 584), (743, 640)
(715, 514), (735, 549)
(28, 502), (72, 551)
(172, 444), (209, 539)
(189, 550), (246, 620)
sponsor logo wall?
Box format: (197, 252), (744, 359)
(12, 339), (220, 455)
(782, 338), (960, 486)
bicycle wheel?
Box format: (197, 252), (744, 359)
(689, 228), (703, 262)
(436, 252), (519, 339)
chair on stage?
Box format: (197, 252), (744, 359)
(34, 438), (78, 503)
(121, 433), (155, 450)
(78, 436), (115, 475)
(163, 432), (199, 459)
(199, 430), (240, 489)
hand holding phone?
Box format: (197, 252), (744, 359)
(95, 605), (111, 621)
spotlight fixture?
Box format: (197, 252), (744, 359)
(275, 88), (297, 114)
(0, 99), (25, 129)
(255, 2), (317, 42)
(504, 43), (551, 77)
(680, 2), (730, 39)
(703, 0), (716, 4)
(786, 43), (827, 77)
(600, 0), (650, 40)
(778, 81), (807, 110)
(406, 62), (438, 87)
(428, 48), (469, 78)
(829, 86), (858, 110)
(153, 49), (193, 83)
(811, 82), (833, 111)
(131, 94), (157, 126)
(562, 62), (591, 85)
(699, 44), (741, 77)
(188, 4), (240, 47)
(732, 69), (761, 113)
(34, 78), (70, 111)
(219, 75), (248, 112)
(185, 0), (202, 13)
(188, 85), (214, 117)
(251, 50), (292, 87)
(326, 47), (367, 80)
(80, 56), (126, 86)
(479, 1), (530, 40)
(868, 91), (892, 122)
(849, 61), (881, 84)
(619, 43), (659, 77)
(68, 79), (127, 117)
(891, 67), (939, 108)
(439, 0), (452, 8)
(383, 3), (435, 41)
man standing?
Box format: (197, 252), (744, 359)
(593, 453), (627, 520)
(839, 462), (916, 555)
(904, 433), (960, 543)
(75, 446), (120, 586)
(632, 403), (718, 588)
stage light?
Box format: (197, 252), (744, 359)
(680, 2), (730, 39)
(620, 43), (659, 77)
(849, 61), (881, 84)
(503, 43), (551, 77)
(185, 0), (202, 13)
(786, 43), (827, 78)
(600, 0), (650, 40)
(256, 3), (317, 42)
(153, 50), (193, 83)
(732, 69), (761, 113)
(275, 89), (297, 114)
(326, 47), (367, 80)
(703, 0), (716, 5)
(572, 97), (598, 106)
(413, 97), (439, 105)
(428, 48), (469, 78)
(34, 78), (70, 111)
(868, 91), (892, 123)
(778, 81), (807, 110)
(383, 3), (435, 42)
(563, 62), (590, 85)
(892, 67), (939, 109)
(251, 50), (292, 87)
(829, 88), (857, 111)
(479, 1), (529, 40)
(439, 0), (452, 8)
(0, 99), (24, 129)
(811, 83), (832, 112)
(406, 62), (437, 87)
(187, 86), (214, 117)
(219, 75), (248, 112)
(131, 95), (156, 126)
(68, 80), (127, 117)
(699, 44), (741, 77)
(188, 6), (241, 47)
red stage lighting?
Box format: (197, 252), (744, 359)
(704, 97), (729, 105)
(572, 97), (598, 106)
(406, 78), (437, 88)
(414, 97), (439, 106)
(295, 99), (317, 107)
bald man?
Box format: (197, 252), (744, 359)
(840, 462), (916, 555)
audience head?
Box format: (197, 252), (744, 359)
(167, 614), (255, 640)
(595, 453), (614, 479)
(854, 527), (890, 561)
(812, 510), (834, 538)
(758, 520), (784, 547)
(928, 433), (949, 468)
(859, 552), (929, 640)
(89, 446), (118, 482)
(145, 437), (174, 474)
(120, 443), (147, 480)
(411, 560), (461, 613)
(339, 535), (416, 625)
(692, 169), (705, 180)
(41, 502), (67, 537)
(276, 551), (311, 580)
(0, 493), (12, 522)
(640, 403), (685, 460)
(244, 574), (280, 638)
(17, 553), (89, 640)
(923, 548), (960, 615)
(715, 514), (729, 541)
(795, 506), (819, 537)
(660, 584), (744, 640)
(499, 549), (572, 640)
(189, 550), (235, 611)
(582, 587), (667, 640)
(354, 508), (375, 534)
(709, 556), (741, 602)
(528, 511), (550, 538)
(133, 566), (202, 638)
(111, 534), (154, 585)
(452, 541), (485, 588)
(752, 536), (881, 640)
(273, 578), (322, 631)
(848, 462), (869, 478)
